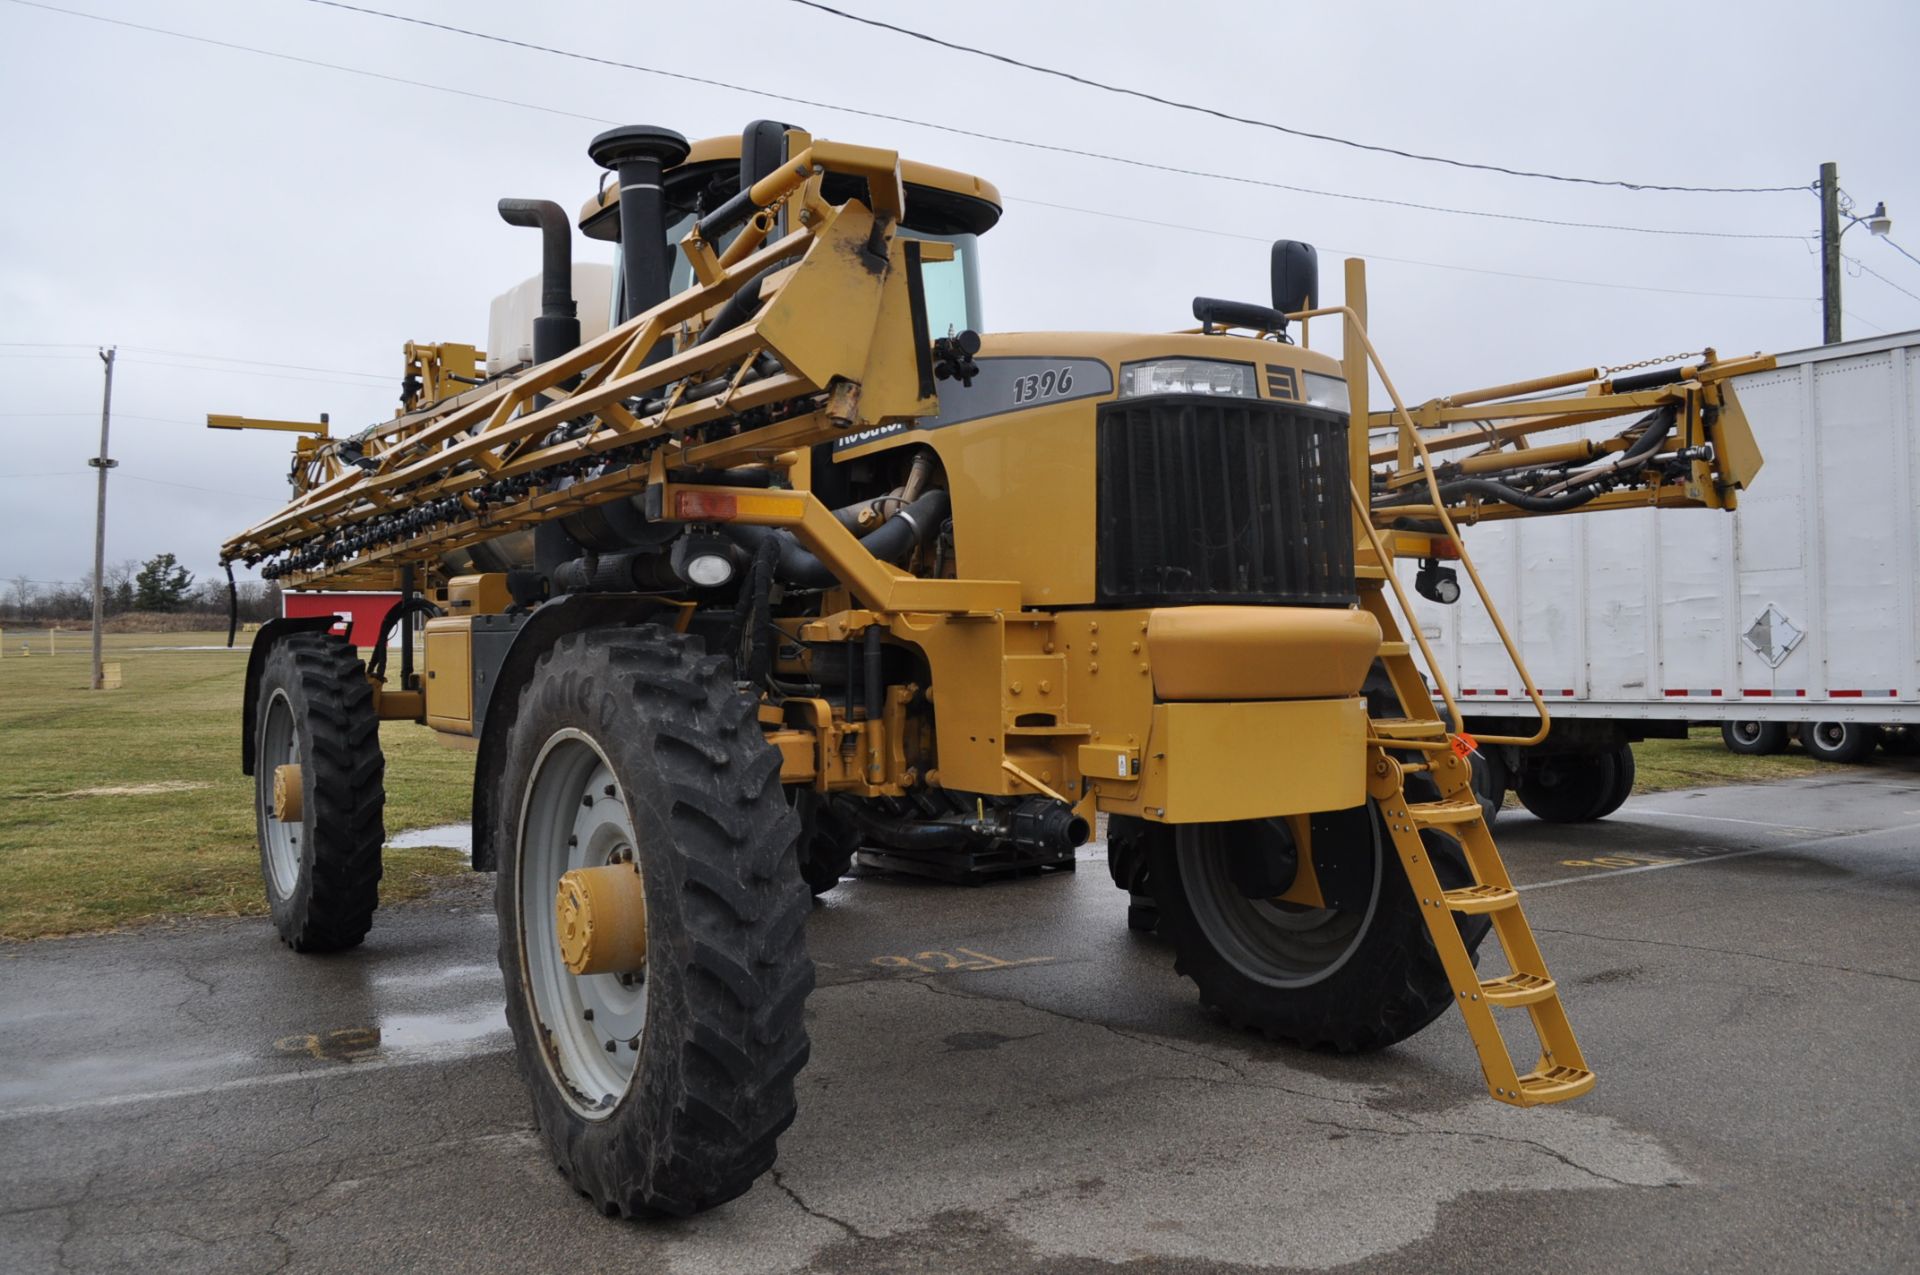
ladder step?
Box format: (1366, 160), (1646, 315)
(1478, 971), (1557, 1007)
(1369, 717), (1448, 739)
(1406, 798), (1482, 826)
(1378, 641), (1411, 656)
(1514, 1065), (1597, 1104)
(1441, 884), (1520, 914)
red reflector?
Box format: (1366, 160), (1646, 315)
(1831, 689), (1862, 698)
(1663, 689), (1687, 697)
(1428, 538), (1460, 560)
(1743, 689), (1771, 697)
(674, 490), (738, 520)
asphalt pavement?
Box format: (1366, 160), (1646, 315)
(3, 769), (1918, 1273)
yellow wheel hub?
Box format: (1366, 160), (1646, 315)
(272, 764), (302, 822)
(555, 863), (649, 975)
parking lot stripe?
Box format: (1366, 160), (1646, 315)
(1520, 820), (1920, 892)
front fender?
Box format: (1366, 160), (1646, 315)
(240, 616), (343, 775)
(468, 594), (673, 871)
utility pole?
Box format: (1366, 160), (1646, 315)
(1820, 161), (1843, 345)
(88, 346), (117, 691)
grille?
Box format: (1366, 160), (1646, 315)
(1096, 396), (1353, 607)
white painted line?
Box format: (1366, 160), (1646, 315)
(0, 1038), (511, 1122)
(1520, 820), (1920, 892)
(1628, 809), (1824, 834)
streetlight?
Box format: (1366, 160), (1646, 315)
(1820, 161), (1893, 345)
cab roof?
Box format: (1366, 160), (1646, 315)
(577, 133), (1002, 242)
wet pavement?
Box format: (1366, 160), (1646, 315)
(2, 769), (1918, 1273)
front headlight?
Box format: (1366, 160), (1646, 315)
(1118, 358), (1257, 399)
(1302, 372), (1350, 412)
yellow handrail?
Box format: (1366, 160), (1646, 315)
(1296, 304), (1551, 748)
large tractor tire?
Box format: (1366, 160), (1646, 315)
(1145, 806), (1488, 1052)
(1514, 750), (1620, 824)
(253, 632), (385, 952)
(791, 790), (861, 896)
(1801, 721), (1880, 764)
(496, 627), (813, 1218)
(1723, 720), (1789, 755)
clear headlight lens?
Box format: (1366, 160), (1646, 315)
(1302, 372), (1350, 412)
(1118, 358), (1257, 398)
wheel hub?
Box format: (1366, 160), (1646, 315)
(271, 763), (303, 823)
(555, 864), (649, 975)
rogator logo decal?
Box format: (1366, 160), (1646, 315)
(832, 357), (1114, 452)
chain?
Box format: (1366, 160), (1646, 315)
(1601, 351), (1704, 376)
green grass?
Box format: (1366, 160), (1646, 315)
(1631, 733), (1832, 793)
(0, 632), (473, 940)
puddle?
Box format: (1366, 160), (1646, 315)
(387, 823), (473, 857)
(273, 1007), (508, 1065)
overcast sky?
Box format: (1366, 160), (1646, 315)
(3, 0), (1917, 590)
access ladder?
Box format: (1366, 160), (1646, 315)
(1357, 572), (1596, 1105)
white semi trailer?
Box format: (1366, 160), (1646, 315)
(1411, 330), (1920, 822)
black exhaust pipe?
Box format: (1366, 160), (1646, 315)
(587, 124), (691, 327)
(496, 198), (579, 372)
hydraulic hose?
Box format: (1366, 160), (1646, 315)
(1378, 407), (1676, 513)
(724, 488), (949, 590)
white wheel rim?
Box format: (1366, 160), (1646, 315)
(517, 729), (645, 1119)
(1180, 815), (1381, 989)
(259, 690), (301, 899)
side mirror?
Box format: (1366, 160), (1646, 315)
(1270, 240), (1319, 318)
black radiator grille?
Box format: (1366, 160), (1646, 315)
(1096, 396), (1353, 607)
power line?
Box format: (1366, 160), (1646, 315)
(119, 472), (278, 503)
(20, 0), (1804, 244)
(283, 0), (1802, 243)
(117, 357), (393, 393)
(6, 0), (1819, 310)
(1, 0), (610, 125)
(1843, 254), (1920, 306)
(120, 346), (388, 381)
(1881, 236), (1920, 272)
(1012, 197), (1817, 301)
(778, 0), (1809, 196)
(0, 338), (387, 381)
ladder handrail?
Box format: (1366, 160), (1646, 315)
(1297, 304), (1552, 748)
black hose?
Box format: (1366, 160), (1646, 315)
(863, 625), (883, 727)
(1379, 407), (1676, 513)
(693, 264), (782, 347)
(369, 597), (445, 681)
(723, 488), (950, 590)
(835, 799), (976, 849)
(225, 562), (238, 649)
(728, 537), (778, 685)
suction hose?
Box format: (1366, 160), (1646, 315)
(724, 488), (949, 590)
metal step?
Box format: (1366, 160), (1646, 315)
(1515, 1065), (1597, 1103)
(1478, 971), (1558, 1007)
(1440, 884), (1521, 914)
(1407, 798), (1482, 826)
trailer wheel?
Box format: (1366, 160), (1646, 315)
(1587, 743), (1635, 820)
(1801, 721), (1880, 764)
(1723, 721), (1789, 755)
(1469, 748), (1508, 826)
(253, 632), (384, 952)
(1514, 750), (1618, 823)
(496, 626), (812, 1218)
(1146, 805), (1484, 1052)
(1879, 726), (1920, 757)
